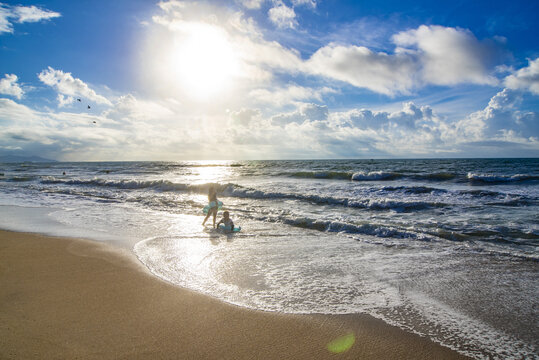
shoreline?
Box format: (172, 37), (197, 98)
(0, 229), (469, 359)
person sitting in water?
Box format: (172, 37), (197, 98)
(216, 211), (235, 233)
(202, 186), (218, 228)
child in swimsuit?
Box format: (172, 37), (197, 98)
(202, 186), (218, 228)
(216, 211), (235, 233)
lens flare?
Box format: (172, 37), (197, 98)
(326, 333), (355, 353)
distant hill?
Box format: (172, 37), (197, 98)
(0, 155), (57, 163)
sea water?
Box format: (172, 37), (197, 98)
(0, 159), (537, 359)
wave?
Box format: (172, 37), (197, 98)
(270, 216), (538, 260)
(416, 172), (457, 181)
(5, 176), (37, 182)
(352, 171), (460, 182)
(456, 189), (537, 206)
(284, 169), (539, 185)
(286, 170), (407, 181)
(39, 177), (446, 212)
(39, 176), (536, 210)
(224, 185), (446, 212)
(39, 187), (121, 203)
(287, 170), (460, 182)
(40, 177), (230, 194)
(162, 162), (244, 168)
(458, 189), (504, 197)
(431, 227), (539, 249)
(380, 185), (447, 194)
(485, 198), (535, 207)
(269, 215), (434, 241)
(41, 177), (175, 189)
(288, 171), (353, 180)
(89, 162), (245, 176)
(467, 173), (539, 184)
(352, 171), (402, 181)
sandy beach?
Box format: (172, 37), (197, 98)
(0, 229), (469, 359)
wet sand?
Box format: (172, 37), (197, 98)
(0, 230), (469, 359)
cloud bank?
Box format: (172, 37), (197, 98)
(1, 77), (537, 160)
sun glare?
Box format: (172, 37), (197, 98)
(171, 24), (239, 100)
(191, 160), (233, 184)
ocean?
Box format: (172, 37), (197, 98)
(1, 158), (538, 359)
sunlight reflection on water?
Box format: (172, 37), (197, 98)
(190, 160), (234, 184)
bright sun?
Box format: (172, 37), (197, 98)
(171, 24), (239, 100)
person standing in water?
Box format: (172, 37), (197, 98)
(202, 186), (218, 228)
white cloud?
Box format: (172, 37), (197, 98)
(327, 92), (537, 155)
(504, 57), (539, 95)
(307, 44), (420, 95)
(335, 102), (439, 131)
(239, 0), (265, 9)
(271, 103), (328, 125)
(268, 1), (297, 29)
(229, 108), (262, 126)
(2, 85), (538, 160)
(0, 95), (201, 161)
(225, 90), (538, 158)
(0, 3), (60, 34)
(392, 25), (499, 86)
(306, 25), (503, 95)
(0, 4), (11, 33)
(0, 74), (24, 99)
(240, 0), (316, 27)
(103, 94), (175, 123)
(249, 85), (336, 106)
(291, 0), (317, 7)
(323, 102), (452, 155)
(227, 10), (262, 36)
(38, 67), (112, 106)
(0, 98), (40, 123)
(13, 5), (61, 23)
(57, 94), (74, 108)
(457, 89), (538, 141)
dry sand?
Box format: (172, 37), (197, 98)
(0, 230), (470, 359)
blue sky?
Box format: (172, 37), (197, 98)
(0, 0), (538, 160)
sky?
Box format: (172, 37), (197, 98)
(0, 0), (538, 161)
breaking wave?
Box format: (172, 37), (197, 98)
(287, 171), (353, 180)
(467, 173), (539, 184)
(224, 185), (446, 212)
(288, 217), (432, 240)
(285, 170), (539, 184)
(352, 171), (402, 181)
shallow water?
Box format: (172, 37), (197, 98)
(1, 159), (538, 358)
